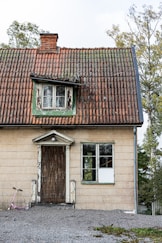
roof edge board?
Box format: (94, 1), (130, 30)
(131, 46), (144, 124)
(30, 75), (82, 86)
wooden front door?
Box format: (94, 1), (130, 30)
(41, 146), (66, 203)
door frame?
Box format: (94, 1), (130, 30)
(33, 130), (74, 203)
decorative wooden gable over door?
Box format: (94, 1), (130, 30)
(33, 130), (74, 204)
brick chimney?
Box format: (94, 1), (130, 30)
(39, 33), (58, 53)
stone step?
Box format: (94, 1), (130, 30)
(33, 202), (75, 209)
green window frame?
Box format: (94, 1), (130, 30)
(32, 82), (76, 116)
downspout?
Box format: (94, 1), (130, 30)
(133, 126), (138, 214)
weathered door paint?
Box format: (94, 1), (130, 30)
(41, 146), (66, 203)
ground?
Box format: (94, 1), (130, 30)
(0, 205), (162, 242)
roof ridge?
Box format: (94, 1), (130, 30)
(0, 47), (132, 51)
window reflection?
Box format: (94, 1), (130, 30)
(43, 86), (53, 108)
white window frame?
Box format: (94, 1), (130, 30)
(42, 84), (73, 110)
(81, 143), (114, 184)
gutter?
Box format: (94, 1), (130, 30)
(0, 124), (143, 128)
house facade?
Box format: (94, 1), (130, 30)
(0, 34), (143, 211)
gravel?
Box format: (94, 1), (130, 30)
(0, 205), (162, 243)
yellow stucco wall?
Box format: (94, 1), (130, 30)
(0, 128), (44, 209)
(0, 127), (135, 211)
(62, 128), (135, 211)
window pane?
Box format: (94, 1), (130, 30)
(56, 86), (65, 108)
(82, 144), (96, 182)
(100, 157), (112, 168)
(56, 97), (65, 107)
(83, 157), (96, 169)
(56, 86), (65, 96)
(83, 169), (96, 181)
(43, 86), (53, 108)
(99, 144), (112, 156)
(83, 144), (96, 155)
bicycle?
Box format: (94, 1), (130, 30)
(8, 187), (29, 210)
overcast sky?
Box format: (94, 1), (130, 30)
(1, 0), (161, 144)
(1, 0), (161, 48)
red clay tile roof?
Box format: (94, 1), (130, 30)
(0, 46), (143, 127)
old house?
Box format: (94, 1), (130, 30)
(0, 33), (143, 211)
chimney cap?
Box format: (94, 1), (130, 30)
(40, 33), (58, 39)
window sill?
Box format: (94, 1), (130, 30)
(32, 108), (76, 117)
(81, 181), (115, 185)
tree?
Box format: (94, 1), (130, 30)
(138, 145), (150, 188)
(106, 4), (162, 214)
(138, 145), (162, 212)
(0, 20), (47, 48)
(138, 145), (153, 212)
(106, 4), (162, 137)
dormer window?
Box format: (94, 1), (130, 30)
(31, 74), (80, 117)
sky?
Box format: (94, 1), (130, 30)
(0, 0), (161, 145)
(1, 0), (161, 48)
